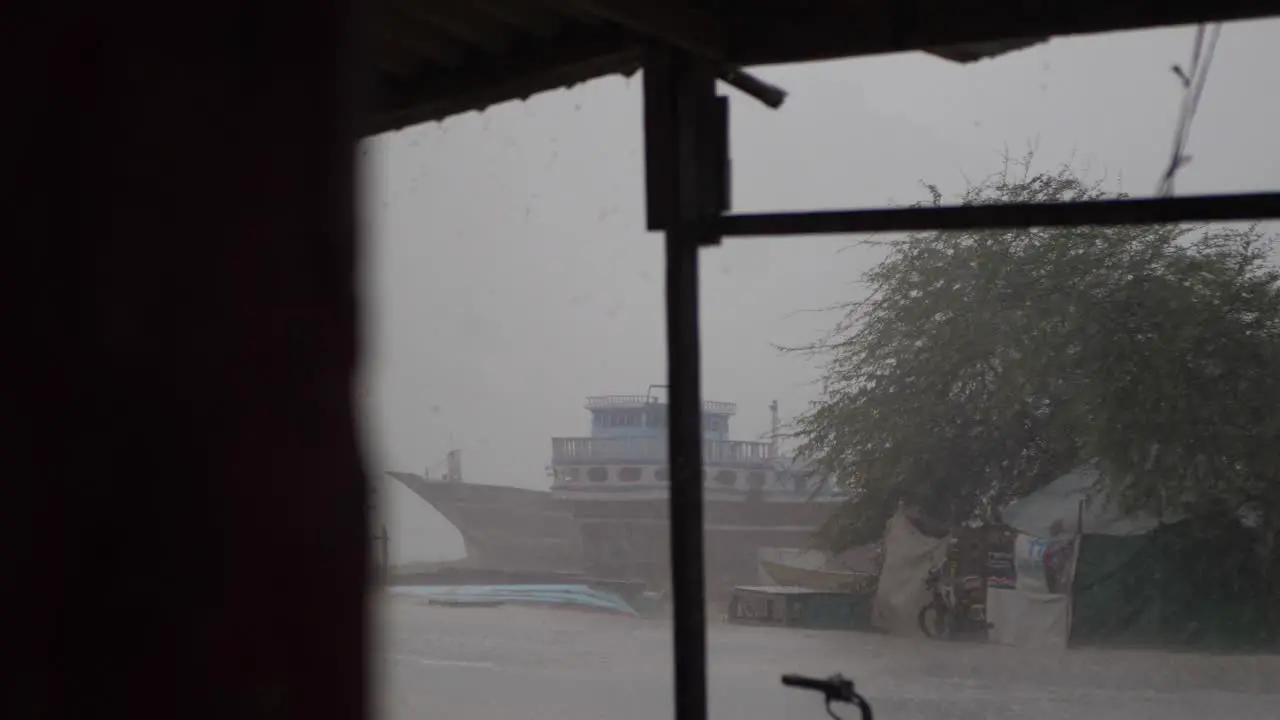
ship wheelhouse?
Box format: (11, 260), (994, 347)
(549, 394), (829, 497)
(548, 392), (843, 588)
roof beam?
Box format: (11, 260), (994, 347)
(728, 0), (1280, 66)
(366, 26), (642, 135)
(546, 0), (726, 59)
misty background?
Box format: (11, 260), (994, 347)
(357, 19), (1280, 566)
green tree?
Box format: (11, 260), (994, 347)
(790, 163), (1280, 551)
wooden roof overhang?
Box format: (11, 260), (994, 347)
(367, 0), (1280, 135)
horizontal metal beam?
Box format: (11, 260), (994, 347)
(711, 192), (1280, 237)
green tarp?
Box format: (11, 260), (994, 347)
(1070, 520), (1273, 650)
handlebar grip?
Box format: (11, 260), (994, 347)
(781, 674), (829, 692)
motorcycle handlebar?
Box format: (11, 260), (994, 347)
(781, 673), (857, 702)
(781, 673), (872, 720)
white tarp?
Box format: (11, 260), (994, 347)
(986, 532), (1080, 649)
(986, 590), (1073, 649)
(1001, 465), (1175, 538)
(1012, 534), (1080, 595)
(870, 508), (949, 637)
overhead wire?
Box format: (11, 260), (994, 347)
(1157, 23), (1223, 197)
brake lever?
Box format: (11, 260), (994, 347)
(823, 691), (872, 720)
(828, 693), (873, 720)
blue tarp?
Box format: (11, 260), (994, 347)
(388, 584), (639, 616)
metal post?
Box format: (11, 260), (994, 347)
(378, 524), (389, 584)
(769, 400), (780, 458)
(644, 44), (726, 720)
(666, 225), (707, 720)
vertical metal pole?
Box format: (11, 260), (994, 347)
(666, 227), (706, 720)
(379, 524), (389, 584)
(647, 46), (719, 720)
(769, 400), (780, 458)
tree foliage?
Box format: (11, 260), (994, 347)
(790, 162), (1280, 550)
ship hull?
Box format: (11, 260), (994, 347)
(567, 495), (842, 592)
(388, 472), (843, 592)
(386, 473), (583, 573)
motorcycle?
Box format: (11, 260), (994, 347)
(916, 563), (990, 640)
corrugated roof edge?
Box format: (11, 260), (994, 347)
(927, 37), (1049, 63)
(365, 1), (1280, 134)
(366, 45), (643, 136)
(363, 38), (1040, 136)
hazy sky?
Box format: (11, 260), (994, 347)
(359, 19), (1280, 564)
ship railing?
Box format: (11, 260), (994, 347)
(585, 395), (656, 409)
(551, 436), (771, 464)
(584, 396), (738, 415)
(701, 400), (737, 415)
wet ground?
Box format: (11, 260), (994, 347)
(375, 594), (1280, 720)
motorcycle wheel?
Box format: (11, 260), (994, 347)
(917, 603), (950, 639)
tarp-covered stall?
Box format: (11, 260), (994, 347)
(996, 465), (1272, 650)
(984, 533), (1079, 649)
(1070, 518), (1273, 650)
(988, 465), (1140, 649)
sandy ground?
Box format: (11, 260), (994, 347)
(374, 593), (1280, 720)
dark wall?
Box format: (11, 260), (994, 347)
(0, 3), (368, 719)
